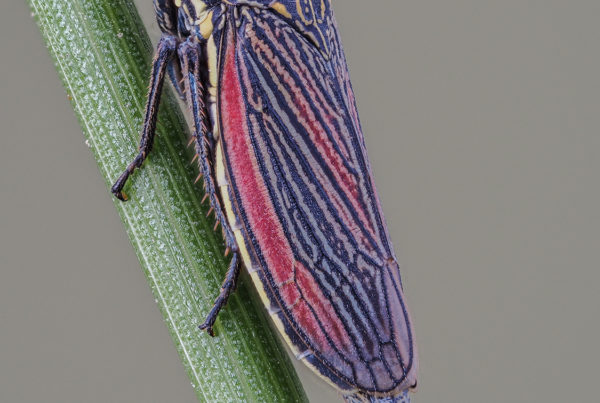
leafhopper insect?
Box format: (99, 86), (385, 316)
(112, 1), (417, 401)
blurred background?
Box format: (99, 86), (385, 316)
(1, 1), (599, 402)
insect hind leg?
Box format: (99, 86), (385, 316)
(178, 40), (241, 337)
(111, 35), (177, 201)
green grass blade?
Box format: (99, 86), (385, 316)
(27, 0), (307, 401)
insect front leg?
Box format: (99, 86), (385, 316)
(111, 35), (177, 201)
(178, 41), (241, 337)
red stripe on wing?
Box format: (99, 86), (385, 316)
(295, 261), (352, 353)
(220, 29), (353, 359)
(221, 32), (293, 287)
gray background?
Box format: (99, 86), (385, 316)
(1, 1), (599, 402)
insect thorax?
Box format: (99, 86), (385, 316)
(153, 0), (215, 38)
(155, 0), (332, 59)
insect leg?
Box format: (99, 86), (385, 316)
(111, 35), (177, 201)
(167, 59), (185, 101)
(178, 41), (240, 336)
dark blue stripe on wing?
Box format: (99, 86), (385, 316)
(215, 5), (416, 394)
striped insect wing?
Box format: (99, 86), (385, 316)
(211, 2), (418, 398)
